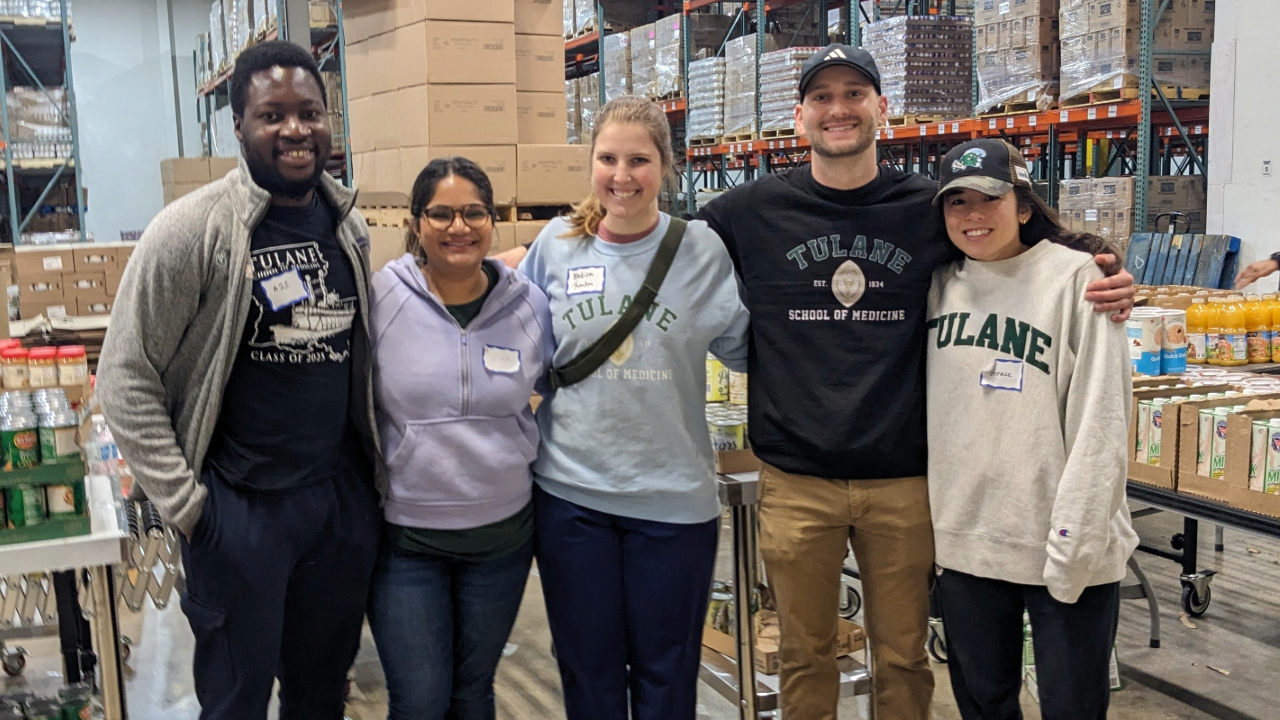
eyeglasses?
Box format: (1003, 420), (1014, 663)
(423, 204), (492, 230)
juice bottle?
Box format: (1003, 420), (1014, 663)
(1185, 297), (1207, 364)
(1217, 296), (1249, 366)
(1246, 294), (1271, 363)
(1206, 297), (1223, 365)
(1267, 293), (1280, 363)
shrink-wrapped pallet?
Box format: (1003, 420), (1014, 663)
(603, 32), (632, 102)
(973, 0), (1060, 112)
(687, 57), (725, 142)
(759, 47), (818, 133)
(864, 15), (973, 119)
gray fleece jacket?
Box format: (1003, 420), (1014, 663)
(96, 159), (385, 536)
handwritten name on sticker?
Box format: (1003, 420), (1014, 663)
(979, 358), (1024, 392)
(567, 266), (606, 295)
(261, 269), (310, 311)
(483, 345), (522, 374)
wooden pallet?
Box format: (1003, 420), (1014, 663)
(719, 131), (758, 143)
(760, 127), (799, 139)
(496, 205), (574, 223)
(1157, 85), (1210, 101)
(1125, 232), (1240, 289)
(1061, 87), (1142, 107)
(887, 114), (953, 126)
(689, 136), (720, 146)
(359, 206), (411, 228)
(978, 100), (1052, 116)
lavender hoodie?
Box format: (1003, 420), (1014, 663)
(370, 255), (554, 530)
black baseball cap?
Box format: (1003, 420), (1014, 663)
(933, 139), (1034, 205)
(798, 44), (882, 100)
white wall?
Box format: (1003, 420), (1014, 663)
(1208, 0), (1280, 292)
(70, 0), (208, 242)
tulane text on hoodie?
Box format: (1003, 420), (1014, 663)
(519, 214), (750, 524)
(371, 255), (554, 530)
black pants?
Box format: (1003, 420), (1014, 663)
(936, 569), (1120, 720)
(179, 468), (380, 720)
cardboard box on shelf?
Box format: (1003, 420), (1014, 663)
(343, 0), (516, 44)
(163, 182), (205, 205)
(345, 30), (399, 98)
(62, 272), (107, 296)
(395, 84), (519, 147)
(14, 248), (75, 277)
(105, 268), (125, 297)
(492, 222), (519, 254)
(1219, 400), (1280, 517)
(368, 225), (408, 272)
(160, 157), (210, 184)
(517, 145), (590, 205)
(208, 156), (238, 180)
(515, 0), (562, 36)
(517, 91), (567, 144)
(382, 21), (516, 88)
(1128, 383), (1236, 490)
(514, 220), (549, 246)
(515, 34), (564, 93)
(76, 297), (113, 317)
(399, 145), (518, 207)
(19, 300), (70, 320)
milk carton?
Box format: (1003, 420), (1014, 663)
(1127, 310), (1163, 376)
(1251, 420), (1269, 487)
(1136, 400), (1153, 461)
(1210, 407), (1231, 478)
(1265, 418), (1280, 494)
(1196, 408), (1214, 475)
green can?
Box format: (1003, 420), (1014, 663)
(57, 683), (91, 720)
(37, 408), (79, 464)
(45, 479), (85, 519)
(1, 412), (40, 470)
(6, 484), (46, 527)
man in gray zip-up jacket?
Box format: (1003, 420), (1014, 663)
(96, 42), (382, 720)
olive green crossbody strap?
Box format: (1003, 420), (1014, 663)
(546, 217), (687, 390)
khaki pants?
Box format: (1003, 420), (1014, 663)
(758, 463), (935, 720)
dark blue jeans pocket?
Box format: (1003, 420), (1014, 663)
(190, 469), (221, 545)
(181, 592), (236, 699)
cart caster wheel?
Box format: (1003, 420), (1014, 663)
(838, 586), (862, 620)
(927, 631), (948, 664)
(1182, 584), (1211, 617)
(2, 649), (26, 677)
(1170, 533), (1186, 551)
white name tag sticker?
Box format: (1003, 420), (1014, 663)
(260, 269), (310, 311)
(483, 345), (521, 374)
(566, 266), (606, 295)
(980, 359), (1024, 392)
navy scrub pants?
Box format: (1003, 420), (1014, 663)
(178, 467), (380, 720)
(533, 485), (719, 720)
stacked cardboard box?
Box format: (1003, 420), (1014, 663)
(1153, 0), (1214, 90)
(687, 58), (726, 142)
(12, 242), (136, 320)
(723, 34), (783, 138)
(603, 32), (632, 102)
(652, 14), (734, 99)
(160, 157), (238, 206)
(1058, 175), (1206, 247)
(865, 16), (974, 119)
(345, 0), (587, 206)
(1059, 0), (1139, 100)
(629, 24), (658, 99)
(759, 47), (820, 133)
(974, 0), (1060, 112)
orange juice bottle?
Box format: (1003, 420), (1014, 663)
(1269, 293), (1280, 363)
(1206, 297), (1223, 365)
(1246, 294), (1271, 363)
(1219, 296), (1249, 366)
(1186, 297), (1208, 364)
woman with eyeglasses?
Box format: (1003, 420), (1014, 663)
(366, 156), (553, 720)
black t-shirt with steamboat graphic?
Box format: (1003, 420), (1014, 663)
(205, 194), (361, 491)
(697, 164), (961, 481)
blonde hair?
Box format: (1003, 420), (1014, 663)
(561, 95), (676, 239)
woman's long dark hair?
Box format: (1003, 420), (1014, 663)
(404, 156), (499, 265)
(1014, 185), (1124, 266)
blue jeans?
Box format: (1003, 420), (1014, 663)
(533, 485), (719, 720)
(367, 536), (534, 720)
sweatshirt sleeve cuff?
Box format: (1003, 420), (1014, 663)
(1043, 557), (1090, 605)
(160, 480), (208, 538)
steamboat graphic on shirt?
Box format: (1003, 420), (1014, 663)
(246, 241), (355, 363)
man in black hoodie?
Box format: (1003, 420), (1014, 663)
(695, 46), (1134, 720)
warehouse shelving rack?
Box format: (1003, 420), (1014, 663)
(193, 0), (352, 186)
(675, 0), (1208, 222)
(0, 0), (85, 245)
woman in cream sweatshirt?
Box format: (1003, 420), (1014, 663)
(926, 139), (1138, 720)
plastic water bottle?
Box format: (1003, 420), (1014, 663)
(84, 414), (129, 530)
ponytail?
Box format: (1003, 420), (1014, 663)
(561, 193), (607, 239)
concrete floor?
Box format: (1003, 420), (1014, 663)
(12, 500), (1273, 719)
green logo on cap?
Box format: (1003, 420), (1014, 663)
(953, 148), (986, 172)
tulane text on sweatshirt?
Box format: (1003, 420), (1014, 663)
(519, 214), (750, 524)
(926, 240), (1138, 604)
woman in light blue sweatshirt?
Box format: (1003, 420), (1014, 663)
(518, 96), (750, 720)
(367, 157), (553, 720)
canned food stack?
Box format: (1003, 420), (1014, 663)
(687, 57), (726, 142)
(759, 47), (820, 132)
(706, 355), (748, 451)
(863, 15), (974, 119)
(2, 388), (81, 471)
